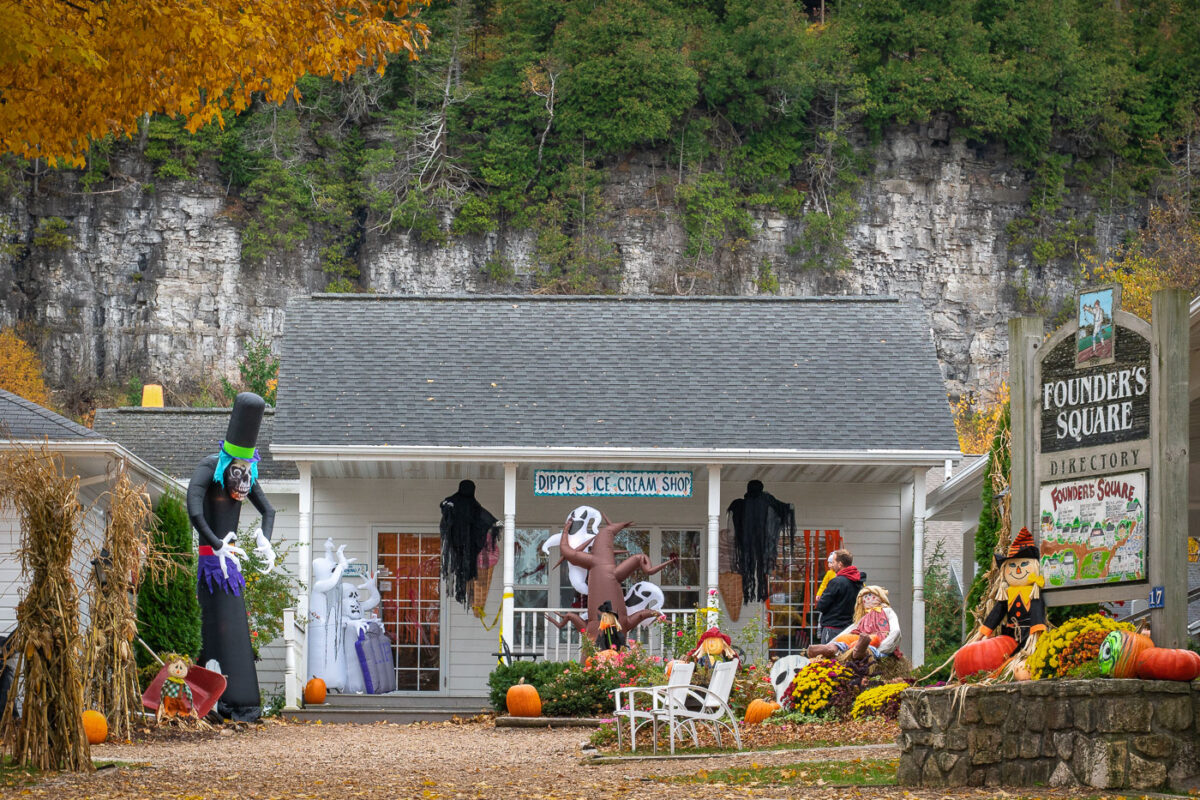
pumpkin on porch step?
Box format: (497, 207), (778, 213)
(506, 677), (542, 717)
(1134, 647), (1200, 682)
(304, 677), (327, 705)
(744, 699), (780, 724)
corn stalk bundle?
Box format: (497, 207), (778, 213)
(0, 445), (91, 771)
(968, 425), (1014, 637)
(83, 470), (171, 742)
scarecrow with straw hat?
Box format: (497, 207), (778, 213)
(186, 392), (276, 722)
(807, 585), (901, 665)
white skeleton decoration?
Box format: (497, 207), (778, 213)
(540, 505), (665, 626)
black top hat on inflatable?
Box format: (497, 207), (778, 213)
(215, 392), (265, 489)
(222, 393), (265, 462)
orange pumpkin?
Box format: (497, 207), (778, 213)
(1135, 648), (1200, 682)
(506, 677), (542, 717)
(304, 677), (327, 705)
(1098, 630), (1155, 679)
(586, 649), (619, 667)
(744, 699), (781, 725)
(82, 709), (107, 744)
(954, 636), (1017, 680)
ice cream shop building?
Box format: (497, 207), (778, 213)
(268, 294), (960, 711)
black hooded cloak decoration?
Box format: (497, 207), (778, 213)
(439, 480), (500, 607)
(727, 480), (795, 603)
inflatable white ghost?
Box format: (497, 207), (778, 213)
(308, 539), (353, 691)
(542, 506), (602, 596)
(342, 573), (382, 694)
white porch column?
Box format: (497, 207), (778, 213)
(706, 464), (721, 626)
(911, 467), (927, 667)
(288, 461), (313, 709)
(500, 462), (517, 656)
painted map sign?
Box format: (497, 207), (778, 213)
(1039, 471), (1147, 587)
(533, 469), (693, 497)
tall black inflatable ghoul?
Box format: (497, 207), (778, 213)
(186, 392), (275, 722)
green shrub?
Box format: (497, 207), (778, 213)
(539, 643), (667, 717)
(487, 660), (565, 713)
(135, 492), (201, 668)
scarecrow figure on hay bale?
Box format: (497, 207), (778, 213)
(186, 392), (276, 722)
(806, 585), (906, 678)
(954, 527), (1046, 681)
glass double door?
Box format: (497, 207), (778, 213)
(376, 532), (441, 692)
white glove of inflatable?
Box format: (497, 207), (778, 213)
(216, 532), (247, 580)
(253, 528), (276, 575)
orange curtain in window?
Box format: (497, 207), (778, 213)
(801, 530), (842, 618)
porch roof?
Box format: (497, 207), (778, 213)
(272, 294), (959, 464)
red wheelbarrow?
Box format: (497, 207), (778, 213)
(141, 663), (227, 719)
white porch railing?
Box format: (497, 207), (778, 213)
(282, 607), (306, 709)
(512, 608), (696, 662)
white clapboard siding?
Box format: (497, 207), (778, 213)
(0, 486), (108, 638)
(307, 475), (913, 698)
(241, 491), (300, 696)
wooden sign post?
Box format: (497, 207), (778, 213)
(1010, 287), (1189, 647)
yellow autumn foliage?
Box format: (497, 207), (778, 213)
(953, 382), (1008, 455)
(1085, 200), (1200, 321)
(0, 330), (50, 408)
(0, 0), (429, 167)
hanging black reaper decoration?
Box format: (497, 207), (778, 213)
(186, 392), (275, 722)
(440, 480), (500, 607)
(727, 480), (795, 603)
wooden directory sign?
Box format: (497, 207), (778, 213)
(1011, 287), (1188, 646)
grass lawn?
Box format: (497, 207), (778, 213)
(659, 756), (899, 788)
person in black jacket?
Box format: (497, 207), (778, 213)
(811, 549), (864, 647)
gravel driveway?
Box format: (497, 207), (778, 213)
(0, 720), (1106, 799)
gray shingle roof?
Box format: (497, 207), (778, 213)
(273, 295), (959, 452)
(93, 408), (297, 481)
(0, 390), (100, 440)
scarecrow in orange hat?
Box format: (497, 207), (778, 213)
(688, 627), (738, 671)
(954, 527), (1046, 680)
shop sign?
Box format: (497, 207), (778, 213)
(533, 469), (693, 497)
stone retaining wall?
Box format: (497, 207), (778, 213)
(897, 680), (1199, 792)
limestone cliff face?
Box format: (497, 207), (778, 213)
(0, 121), (1136, 404)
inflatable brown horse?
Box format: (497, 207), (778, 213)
(545, 513), (676, 642)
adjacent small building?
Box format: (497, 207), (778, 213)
(0, 390), (173, 634)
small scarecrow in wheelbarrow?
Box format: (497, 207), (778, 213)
(953, 527), (1046, 681)
(142, 652), (227, 727)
